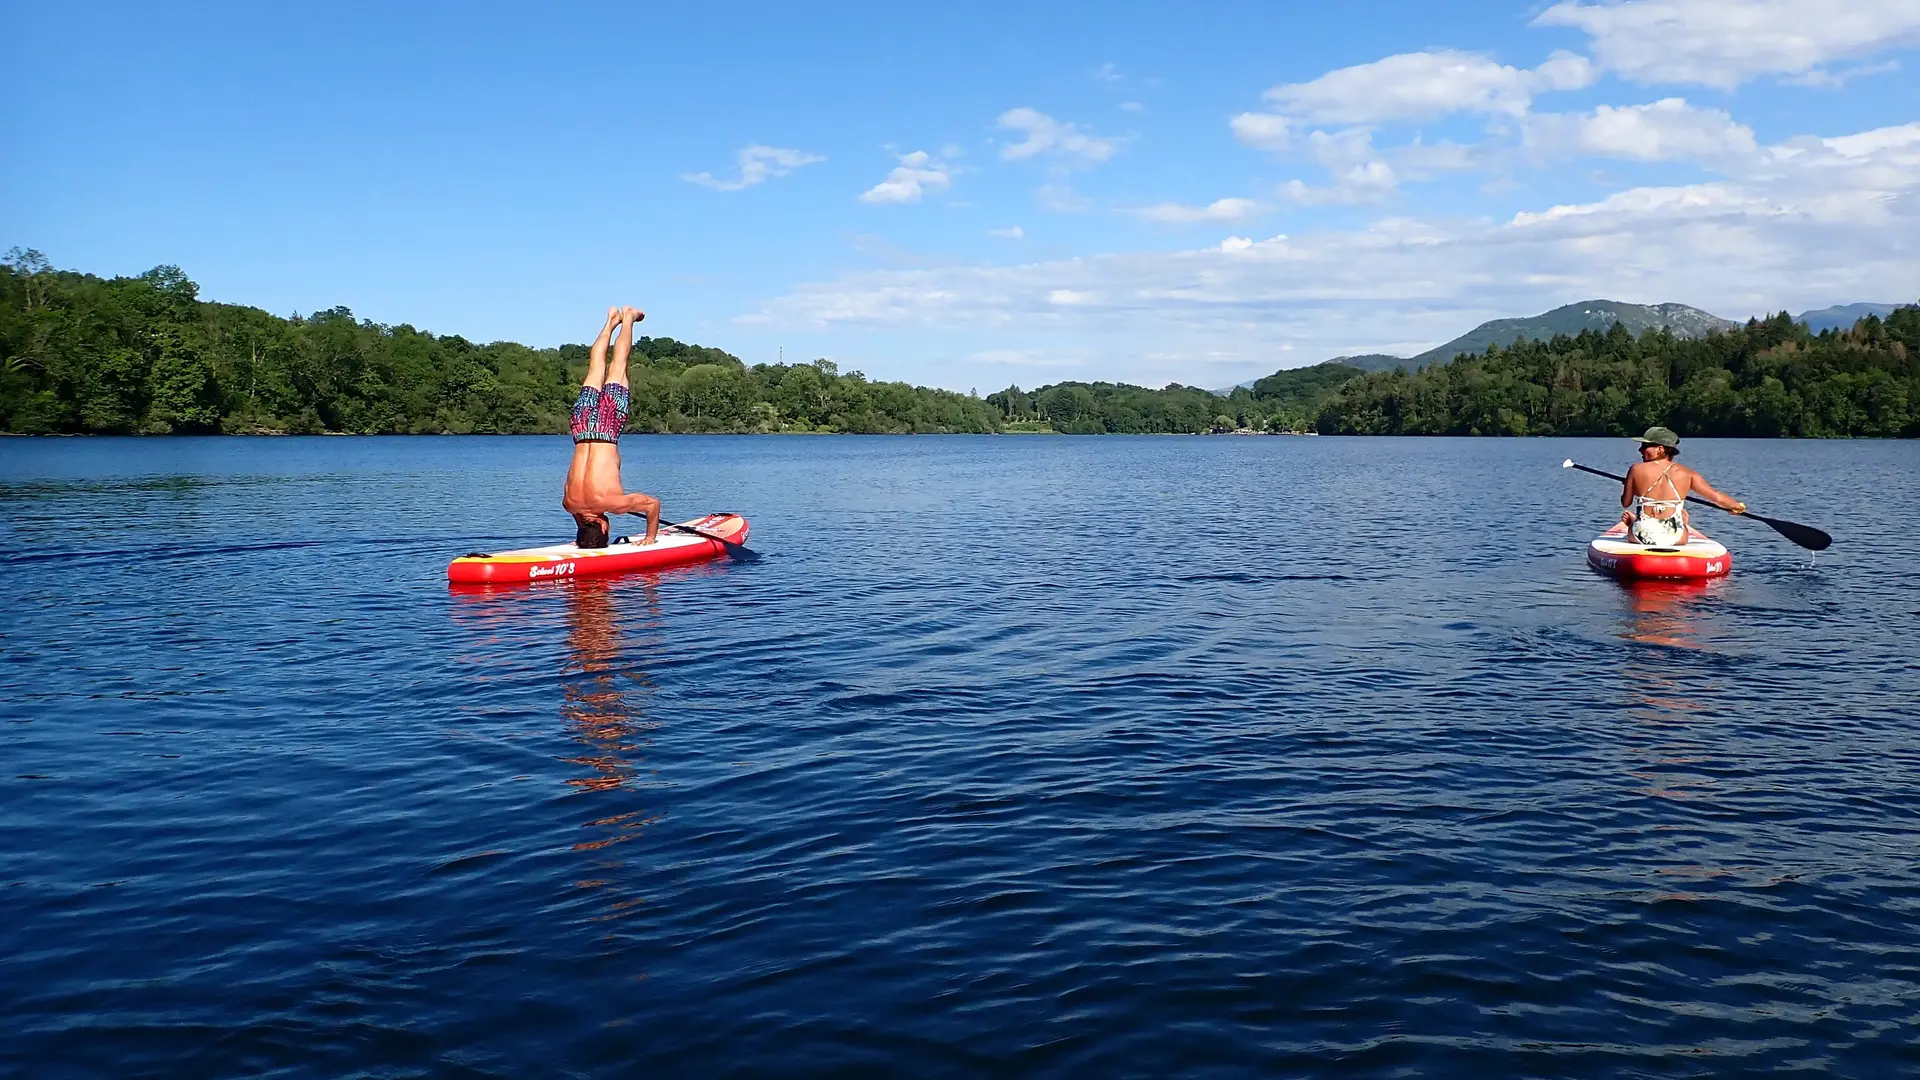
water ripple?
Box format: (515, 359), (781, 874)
(2, 435), (1918, 1077)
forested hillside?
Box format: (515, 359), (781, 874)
(0, 252), (999, 435)
(1317, 311), (1920, 437)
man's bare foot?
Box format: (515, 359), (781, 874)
(624, 306), (645, 324)
(607, 305), (622, 325)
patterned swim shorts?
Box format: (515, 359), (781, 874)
(570, 383), (630, 443)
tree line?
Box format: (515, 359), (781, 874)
(6, 252), (1913, 438)
(982, 359), (1360, 435)
(0, 252), (1000, 435)
(1316, 309), (1920, 437)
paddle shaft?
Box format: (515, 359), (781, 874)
(1565, 462), (1733, 513)
(1564, 461), (1831, 550)
(663, 521), (759, 561)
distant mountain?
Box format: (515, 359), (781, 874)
(1794, 303), (1903, 334)
(1327, 353), (1405, 373)
(1405, 300), (1739, 368)
(1228, 299), (1749, 396)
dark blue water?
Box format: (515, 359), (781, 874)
(5, 435), (1919, 1078)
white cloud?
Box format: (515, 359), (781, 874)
(1259, 49), (1594, 125)
(1780, 59), (1902, 88)
(1095, 62), (1124, 85)
(682, 145), (825, 191)
(1132, 197), (1263, 223)
(1818, 120), (1920, 157)
(1303, 127), (1380, 168)
(1390, 139), (1493, 177)
(1120, 101), (1146, 113)
(1272, 129), (1403, 203)
(1281, 161), (1399, 205)
(1525, 98), (1758, 163)
(1036, 182), (1092, 212)
(1230, 112), (1292, 151)
(740, 120), (1920, 385)
(967, 348), (1087, 368)
(998, 108), (1121, 163)
(1535, 0), (1920, 89)
(988, 225), (1025, 239)
(1235, 48), (1594, 197)
(859, 150), (954, 205)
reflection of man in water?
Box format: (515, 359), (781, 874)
(562, 306), (661, 549)
(556, 578), (665, 927)
(559, 578), (656, 795)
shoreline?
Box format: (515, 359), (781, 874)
(3, 424), (1889, 432)
(2, 427), (1327, 437)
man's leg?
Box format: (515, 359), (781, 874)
(569, 309), (622, 443)
(564, 308), (625, 534)
(583, 307), (620, 390)
(607, 307), (640, 389)
(587, 308), (637, 440)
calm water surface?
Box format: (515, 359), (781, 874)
(4, 435), (1918, 1078)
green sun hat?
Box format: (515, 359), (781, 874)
(1634, 425), (1680, 448)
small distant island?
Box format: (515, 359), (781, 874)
(3, 251), (1915, 438)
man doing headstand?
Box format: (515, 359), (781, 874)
(563, 306), (661, 548)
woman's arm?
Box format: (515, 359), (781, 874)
(1687, 471), (1747, 513)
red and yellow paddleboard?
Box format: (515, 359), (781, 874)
(1586, 521), (1730, 581)
(447, 514), (749, 585)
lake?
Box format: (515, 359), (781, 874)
(4, 434), (1918, 1078)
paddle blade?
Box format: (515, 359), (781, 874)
(718, 541), (762, 563)
(670, 523), (761, 562)
(1755, 514), (1832, 551)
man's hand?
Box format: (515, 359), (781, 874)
(1730, 501), (1747, 515)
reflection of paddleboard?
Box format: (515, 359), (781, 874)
(1586, 521), (1730, 581)
(447, 514), (749, 585)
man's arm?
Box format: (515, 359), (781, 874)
(611, 493), (661, 544)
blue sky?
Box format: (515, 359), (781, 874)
(9, 0), (1920, 390)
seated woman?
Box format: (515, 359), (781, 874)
(562, 306), (661, 548)
(1620, 426), (1744, 546)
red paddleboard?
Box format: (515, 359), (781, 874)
(1586, 521), (1730, 581)
(447, 514), (749, 585)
